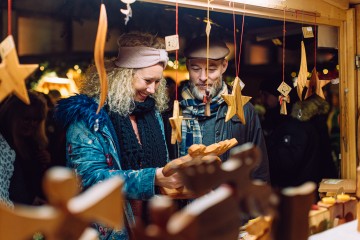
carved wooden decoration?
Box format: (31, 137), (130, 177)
(0, 35), (38, 104)
(221, 77), (252, 124)
(305, 67), (331, 100)
(278, 95), (290, 115)
(133, 186), (239, 240)
(169, 100), (183, 144)
(162, 138), (237, 177)
(176, 143), (275, 214)
(274, 182), (316, 240)
(160, 138), (237, 199)
(297, 41), (308, 100)
(0, 167), (124, 240)
(94, 4), (108, 114)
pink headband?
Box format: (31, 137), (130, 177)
(114, 47), (168, 69)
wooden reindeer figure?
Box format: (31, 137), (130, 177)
(0, 167), (124, 240)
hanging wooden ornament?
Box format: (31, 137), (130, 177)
(304, 67), (330, 100)
(0, 35), (38, 104)
(297, 41), (308, 100)
(169, 100), (183, 144)
(95, 4), (108, 114)
(221, 77), (251, 124)
(168, 0), (183, 144)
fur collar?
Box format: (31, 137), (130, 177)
(55, 94), (108, 129)
(291, 95), (330, 121)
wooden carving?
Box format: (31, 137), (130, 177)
(132, 185), (239, 240)
(160, 138), (237, 199)
(94, 4), (108, 114)
(0, 35), (38, 104)
(0, 167), (124, 240)
(221, 77), (251, 124)
(169, 100), (183, 144)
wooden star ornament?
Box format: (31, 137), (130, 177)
(221, 77), (251, 124)
(169, 100), (183, 144)
(0, 35), (38, 104)
(305, 67), (331, 100)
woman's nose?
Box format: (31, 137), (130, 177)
(147, 82), (156, 94)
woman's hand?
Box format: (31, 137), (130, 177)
(155, 168), (183, 189)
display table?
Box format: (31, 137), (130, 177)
(308, 220), (359, 240)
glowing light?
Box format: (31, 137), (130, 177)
(291, 72), (297, 78)
(227, 0), (286, 8)
(168, 61), (174, 67)
(77, 69), (82, 74)
(336, 65), (339, 70)
(323, 69), (328, 74)
(40, 66), (45, 71)
(74, 65), (79, 70)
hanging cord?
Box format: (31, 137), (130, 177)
(282, 7), (286, 83)
(8, 0), (12, 35)
(175, 0), (179, 100)
(232, 2), (246, 78)
(206, 0), (211, 90)
(237, 3), (246, 76)
(314, 15), (317, 70)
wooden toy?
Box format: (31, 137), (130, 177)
(0, 167), (124, 240)
(160, 138), (237, 199)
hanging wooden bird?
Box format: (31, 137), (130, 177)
(169, 100), (183, 144)
(0, 167), (124, 240)
(221, 77), (251, 124)
(305, 67), (331, 100)
(95, 4), (108, 114)
(297, 41), (308, 100)
(0, 35), (38, 104)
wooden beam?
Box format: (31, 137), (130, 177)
(140, 0), (346, 26)
(356, 5), (360, 169)
(323, 0), (349, 10)
(339, 8), (357, 180)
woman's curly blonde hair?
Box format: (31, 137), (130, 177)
(80, 32), (169, 116)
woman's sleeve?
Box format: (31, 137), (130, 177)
(66, 121), (156, 200)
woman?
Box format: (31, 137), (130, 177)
(55, 32), (185, 239)
(0, 91), (50, 206)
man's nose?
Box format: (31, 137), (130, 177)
(147, 82), (156, 94)
(199, 69), (207, 82)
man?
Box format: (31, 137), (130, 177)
(174, 36), (270, 182)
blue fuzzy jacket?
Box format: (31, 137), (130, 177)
(55, 94), (169, 239)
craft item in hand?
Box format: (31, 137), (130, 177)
(0, 35), (38, 104)
(160, 138), (237, 199)
(304, 67), (331, 100)
(162, 138), (238, 177)
(278, 94), (290, 115)
(297, 41), (308, 100)
(169, 100), (183, 144)
(94, 4), (108, 114)
(221, 77), (251, 124)
(0, 167), (124, 240)
(132, 185), (239, 240)
(176, 143), (275, 216)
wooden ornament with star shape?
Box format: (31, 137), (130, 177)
(304, 67), (331, 100)
(169, 100), (183, 144)
(0, 35), (38, 104)
(221, 77), (251, 124)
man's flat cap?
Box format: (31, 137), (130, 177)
(184, 36), (230, 60)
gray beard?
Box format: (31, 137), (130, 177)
(190, 78), (223, 101)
